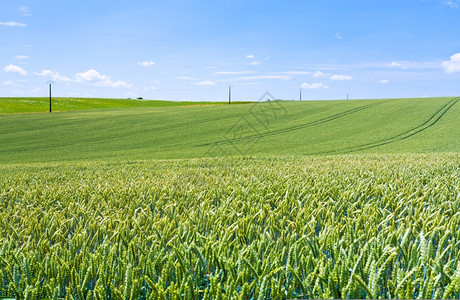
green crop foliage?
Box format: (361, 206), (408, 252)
(0, 97), (458, 164)
(0, 154), (459, 299)
(0, 96), (458, 298)
(0, 97), (239, 114)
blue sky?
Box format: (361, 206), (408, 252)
(1, 0), (460, 101)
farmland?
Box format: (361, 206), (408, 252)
(0, 97), (459, 299)
(0, 97), (235, 114)
(1, 155), (459, 299)
(0, 97), (458, 164)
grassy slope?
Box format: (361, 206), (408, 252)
(0, 97), (233, 114)
(0, 97), (459, 164)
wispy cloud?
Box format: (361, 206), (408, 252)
(2, 80), (23, 87)
(313, 61), (441, 71)
(4, 64), (28, 75)
(177, 76), (199, 81)
(137, 61), (155, 67)
(387, 61), (443, 70)
(443, 0), (459, 8)
(391, 61), (403, 68)
(75, 69), (132, 88)
(442, 53), (460, 73)
(247, 60), (262, 66)
(313, 71), (330, 78)
(245, 54), (267, 66)
(301, 82), (328, 89)
(227, 75), (291, 81)
(379, 80), (389, 84)
(194, 80), (216, 86)
(330, 74), (353, 80)
(0, 21), (26, 27)
(214, 71), (256, 75)
(19, 6), (32, 16)
(34, 70), (72, 82)
(274, 71), (311, 75)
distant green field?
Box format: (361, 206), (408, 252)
(0, 97), (458, 164)
(0, 97), (235, 114)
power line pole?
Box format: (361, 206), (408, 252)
(228, 85), (232, 105)
(47, 80), (54, 113)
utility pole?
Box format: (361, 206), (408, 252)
(228, 85), (232, 105)
(47, 80), (54, 113)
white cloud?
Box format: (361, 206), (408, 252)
(245, 54), (267, 65)
(442, 53), (460, 73)
(4, 64), (28, 75)
(194, 81), (216, 86)
(138, 61), (155, 67)
(75, 69), (132, 88)
(330, 74), (353, 80)
(228, 75), (291, 81)
(312, 61), (439, 71)
(247, 60), (262, 66)
(34, 70), (72, 82)
(15, 55), (29, 60)
(389, 61), (441, 70)
(0, 21), (26, 27)
(444, 0), (459, 8)
(237, 82), (259, 85)
(19, 6), (32, 16)
(313, 71), (329, 78)
(274, 71), (311, 75)
(301, 82), (329, 89)
(214, 71), (256, 75)
(379, 80), (389, 84)
(336, 32), (343, 40)
(177, 76), (198, 81)
(2, 80), (20, 87)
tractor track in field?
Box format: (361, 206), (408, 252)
(317, 97), (459, 155)
(198, 102), (381, 148)
(0, 110), (249, 154)
(0, 109), (239, 136)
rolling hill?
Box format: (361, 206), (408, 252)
(0, 97), (458, 164)
(0, 97), (235, 114)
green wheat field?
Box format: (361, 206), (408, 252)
(0, 96), (459, 299)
